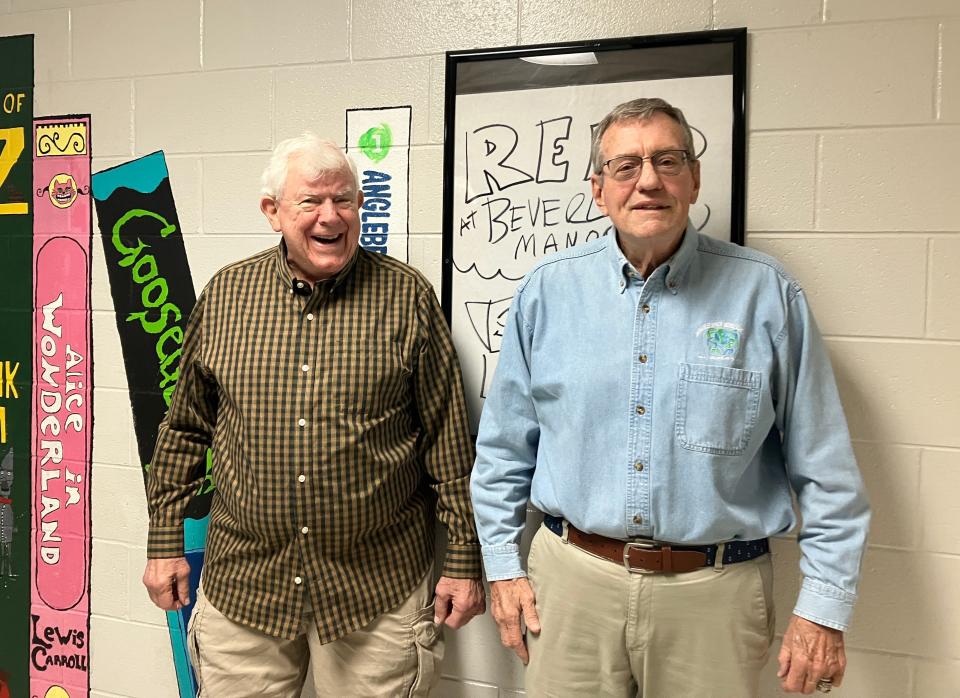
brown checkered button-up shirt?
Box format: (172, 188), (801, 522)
(146, 243), (480, 641)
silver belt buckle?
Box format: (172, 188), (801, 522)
(622, 540), (657, 574)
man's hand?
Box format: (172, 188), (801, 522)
(433, 576), (486, 629)
(489, 577), (541, 665)
(778, 614), (846, 694)
(143, 557), (192, 611)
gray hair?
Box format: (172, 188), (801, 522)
(590, 98), (697, 174)
(260, 132), (359, 200)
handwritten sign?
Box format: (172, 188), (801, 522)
(449, 76), (733, 429)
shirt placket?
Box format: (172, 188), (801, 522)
(292, 286), (323, 604)
(626, 271), (657, 538)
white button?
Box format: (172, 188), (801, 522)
(301, 364), (309, 372)
(298, 474), (306, 483)
(294, 576), (303, 585)
(301, 526), (309, 535)
(306, 313), (314, 321)
(297, 418), (306, 427)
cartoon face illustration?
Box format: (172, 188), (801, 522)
(705, 327), (740, 357)
(49, 173), (78, 209)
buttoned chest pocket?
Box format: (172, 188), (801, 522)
(675, 363), (762, 456)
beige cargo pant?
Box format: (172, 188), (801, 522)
(187, 569), (442, 697)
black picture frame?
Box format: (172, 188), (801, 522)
(441, 28), (747, 430)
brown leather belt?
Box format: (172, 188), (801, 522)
(543, 515), (769, 574)
(565, 523), (707, 573)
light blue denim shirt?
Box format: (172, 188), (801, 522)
(471, 226), (870, 631)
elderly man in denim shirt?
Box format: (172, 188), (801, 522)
(471, 97), (870, 697)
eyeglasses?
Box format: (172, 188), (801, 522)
(600, 150), (691, 181)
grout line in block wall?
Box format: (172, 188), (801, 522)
(199, 0), (205, 71)
(710, 0), (717, 30)
(348, 0), (354, 62)
(516, 0), (522, 43)
(936, 22), (944, 121)
(820, 0), (827, 23)
(748, 232), (960, 239)
(127, 79), (135, 156)
(66, 8), (72, 78)
(924, 237), (933, 336)
(851, 439), (960, 453)
(812, 133), (822, 230)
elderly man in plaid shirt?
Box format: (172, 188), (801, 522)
(142, 133), (484, 697)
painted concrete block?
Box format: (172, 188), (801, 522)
(715, 0), (821, 29)
(435, 677), (500, 697)
(90, 539), (130, 619)
(748, 236), (927, 337)
(751, 22), (937, 129)
(204, 0), (348, 69)
(745, 134), (817, 231)
(72, 0), (200, 79)
(91, 388), (133, 467)
(920, 448), (960, 554)
(136, 70), (272, 154)
(520, 0), (711, 43)
(409, 145), (444, 234)
(825, 0), (960, 22)
(88, 615), (178, 697)
(35, 79), (132, 158)
(915, 657), (960, 695)
(276, 58), (433, 147)
(828, 339), (960, 449)
(353, 0), (517, 60)
(165, 155), (202, 237)
(408, 234), (443, 290)
(201, 153), (269, 235)
(90, 464), (148, 546)
(819, 127), (960, 232)
(760, 647), (911, 697)
(854, 442), (921, 549)
(0, 8), (68, 83)
(92, 310), (130, 391)
(928, 237), (960, 339)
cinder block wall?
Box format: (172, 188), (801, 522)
(3, 0), (958, 695)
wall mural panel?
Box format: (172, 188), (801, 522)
(91, 153), (210, 698)
(0, 33), (34, 698)
(31, 115), (93, 698)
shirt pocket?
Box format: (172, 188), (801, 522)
(675, 362), (762, 456)
(337, 337), (412, 419)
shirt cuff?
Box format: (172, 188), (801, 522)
(147, 525), (185, 558)
(441, 543), (483, 579)
(481, 544), (526, 581)
(793, 577), (857, 632)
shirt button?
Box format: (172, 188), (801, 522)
(634, 461), (644, 472)
(633, 514), (642, 524)
(619, 280), (625, 289)
(638, 354), (647, 363)
(306, 313), (314, 321)
(297, 418), (306, 427)
(642, 304), (651, 314)
(298, 474), (306, 483)
(301, 364), (309, 372)
(301, 526), (309, 535)
(636, 405), (646, 415)
(294, 576), (303, 585)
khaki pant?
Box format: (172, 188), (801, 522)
(187, 569), (443, 698)
(525, 525), (775, 698)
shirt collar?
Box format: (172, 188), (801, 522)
(605, 222), (699, 295)
(272, 240), (360, 296)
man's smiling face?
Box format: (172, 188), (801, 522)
(262, 156), (364, 283)
(591, 113), (700, 255)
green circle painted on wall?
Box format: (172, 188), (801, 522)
(358, 123), (393, 163)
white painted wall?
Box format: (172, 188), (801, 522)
(3, 0), (959, 695)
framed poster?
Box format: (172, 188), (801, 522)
(441, 29), (747, 430)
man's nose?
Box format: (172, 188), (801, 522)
(634, 161), (663, 191)
(315, 199), (338, 222)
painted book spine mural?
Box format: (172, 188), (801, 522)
(0, 33), (34, 698)
(91, 152), (210, 698)
(30, 115), (93, 698)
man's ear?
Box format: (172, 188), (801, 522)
(260, 196), (282, 232)
(590, 173), (608, 215)
(689, 160), (701, 204)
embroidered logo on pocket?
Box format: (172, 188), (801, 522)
(697, 322), (744, 361)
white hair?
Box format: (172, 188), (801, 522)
(260, 132), (359, 200)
